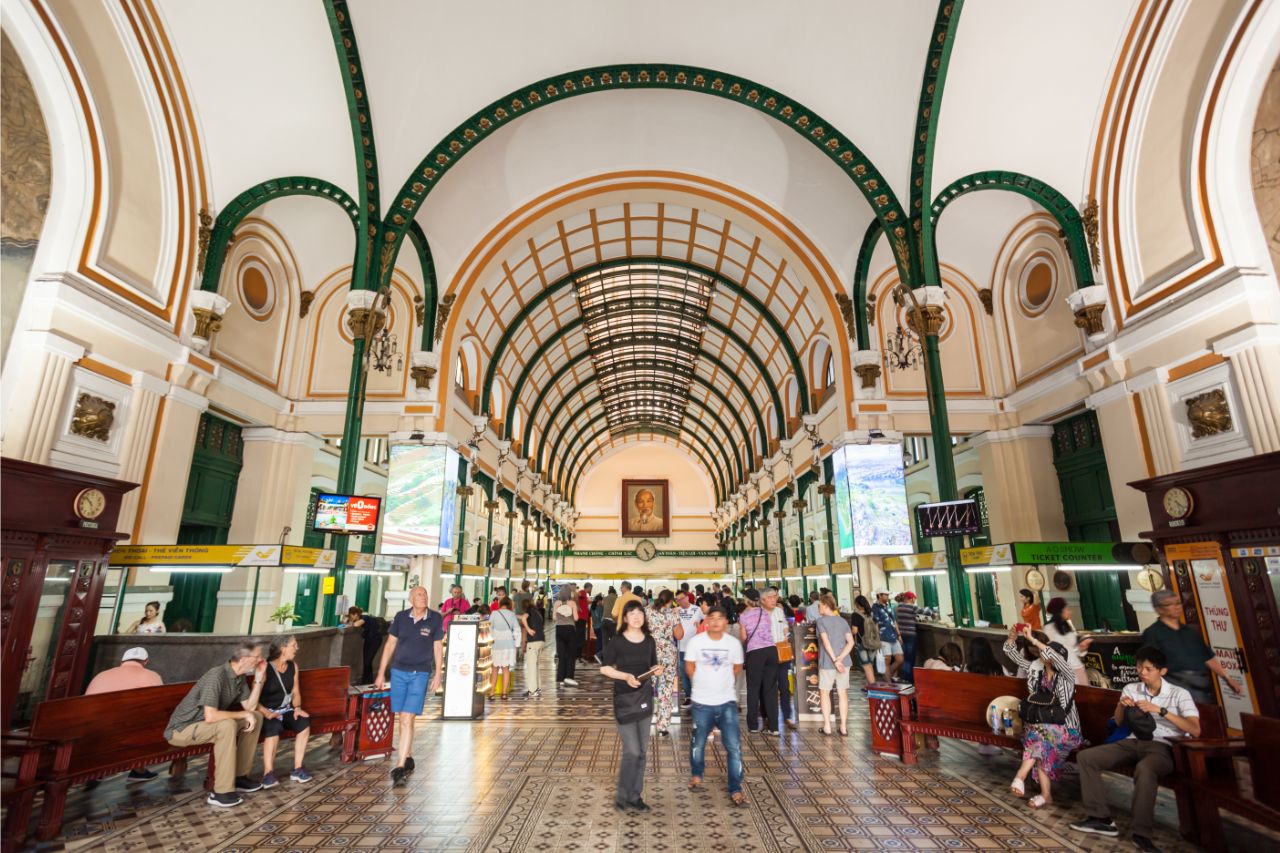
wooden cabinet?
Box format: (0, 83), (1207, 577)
(1, 458), (136, 729)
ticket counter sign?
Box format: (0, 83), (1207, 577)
(110, 544), (282, 567)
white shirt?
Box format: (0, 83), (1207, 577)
(768, 606), (789, 644)
(685, 631), (744, 706)
(676, 606), (704, 652)
(1122, 679), (1199, 742)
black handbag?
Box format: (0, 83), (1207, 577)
(613, 683), (653, 723)
(1020, 678), (1072, 726)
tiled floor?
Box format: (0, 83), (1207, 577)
(12, 656), (1276, 852)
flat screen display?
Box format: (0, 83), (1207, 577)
(917, 499), (982, 537)
(843, 442), (913, 556)
(831, 446), (856, 558)
(382, 444), (460, 555)
(312, 493), (382, 535)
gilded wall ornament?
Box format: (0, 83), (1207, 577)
(1185, 388), (1232, 438)
(298, 291), (315, 318)
(978, 288), (993, 315)
(866, 292), (877, 326)
(433, 293), (456, 345)
(1072, 303), (1106, 336)
(413, 293), (425, 326)
(854, 363), (882, 388)
(1080, 197), (1101, 271)
(196, 208), (213, 273)
(70, 393), (115, 443)
(834, 292), (857, 342)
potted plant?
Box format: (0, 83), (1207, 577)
(268, 604), (296, 633)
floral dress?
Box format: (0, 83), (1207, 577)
(1003, 640), (1083, 780)
(647, 606), (681, 732)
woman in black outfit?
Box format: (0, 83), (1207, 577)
(598, 600), (663, 812)
(259, 636), (313, 786)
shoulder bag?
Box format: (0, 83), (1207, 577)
(1019, 673), (1072, 726)
(773, 612), (794, 663)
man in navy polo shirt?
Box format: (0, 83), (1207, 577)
(375, 586), (444, 787)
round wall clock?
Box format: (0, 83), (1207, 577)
(1023, 567), (1046, 592)
(634, 540), (657, 562)
(74, 488), (107, 520)
(1136, 567), (1164, 592)
(1052, 570), (1073, 591)
(1161, 486), (1194, 520)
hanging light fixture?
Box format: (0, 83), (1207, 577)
(884, 317), (922, 372)
(371, 325), (402, 374)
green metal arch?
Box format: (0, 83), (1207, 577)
(910, 0), (966, 285)
(503, 315), (786, 444)
(405, 221), (439, 350)
(547, 392), (742, 497)
(323, 0), (380, 292)
(487, 256), (809, 423)
(544, 388), (749, 490)
(930, 170), (1094, 288)
(852, 219), (883, 350)
(377, 64), (912, 291)
(520, 348), (767, 471)
(199, 176), (360, 293)
(554, 410), (729, 505)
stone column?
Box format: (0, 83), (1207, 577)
(116, 372), (169, 538)
(1129, 369), (1178, 475)
(1086, 383), (1150, 540)
(970, 426), (1068, 542)
(213, 428), (323, 633)
(1214, 325), (1280, 454)
(0, 331), (84, 463)
(132, 386), (208, 544)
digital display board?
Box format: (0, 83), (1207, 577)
(832, 446), (856, 558)
(311, 493), (382, 535)
(383, 444), (460, 555)
(917, 499), (982, 537)
(842, 442), (912, 556)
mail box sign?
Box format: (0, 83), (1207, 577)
(311, 493), (383, 535)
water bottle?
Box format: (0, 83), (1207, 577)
(1002, 708), (1013, 736)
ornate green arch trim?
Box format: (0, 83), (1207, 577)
(852, 219), (884, 350)
(377, 63), (912, 288)
(520, 348), (767, 471)
(405, 221), (439, 349)
(199, 176), (359, 292)
(484, 256), (808, 422)
(911, 0), (966, 285)
(930, 170), (1094, 288)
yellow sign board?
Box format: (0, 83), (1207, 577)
(883, 552), (947, 572)
(281, 547), (336, 569)
(831, 561), (853, 576)
(110, 544), (282, 567)
(322, 576), (336, 594)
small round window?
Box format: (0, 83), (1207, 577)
(1019, 257), (1056, 317)
(237, 260), (275, 320)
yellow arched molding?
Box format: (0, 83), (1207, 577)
(433, 170), (858, 434)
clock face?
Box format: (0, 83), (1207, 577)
(635, 540), (657, 562)
(1023, 568), (1046, 592)
(74, 488), (107, 520)
(1162, 487), (1193, 520)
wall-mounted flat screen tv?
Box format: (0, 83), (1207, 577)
(312, 493), (383, 535)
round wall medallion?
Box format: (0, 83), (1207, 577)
(1052, 570), (1072, 591)
(1024, 567), (1046, 591)
(1018, 254), (1057, 318)
(236, 258), (276, 321)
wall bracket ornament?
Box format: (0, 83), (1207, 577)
(433, 293), (456, 345)
(978, 288), (993, 315)
(298, 291), (315, 319)
(196, 208), (213, 273)
(410, 350), (440, 391)
(1185, 389), (1232, 438)
(189, 291), (229, 350)
(70, 393), (115, 443)
(1066, 285), (1108, 339)
(852, 349), (882, 389)
(834, 292), (858, 343)
(1080, 197), (1101, 271)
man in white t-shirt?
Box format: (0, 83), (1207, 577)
(675, 591), (704, 707)
(684, 606), (746, 804)
(1070, 645), (1202, 852)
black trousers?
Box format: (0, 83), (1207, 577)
(744, 646), (779, 730)
(575, 619), (588, 659)
(600, 619), (616, 648)
(556, 624), (577, 682)
(776, 660), (793, 722)
(360, 639), (382, 685)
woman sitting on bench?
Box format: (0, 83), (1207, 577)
(1003, 626), (1081, 809)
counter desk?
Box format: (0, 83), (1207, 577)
(914, 621), (1147, 689)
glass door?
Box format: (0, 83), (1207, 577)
(12, 560), (77, 727)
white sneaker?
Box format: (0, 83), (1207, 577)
(563, 678), (579, 687)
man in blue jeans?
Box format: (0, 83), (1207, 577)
(685, 606), (747, 804)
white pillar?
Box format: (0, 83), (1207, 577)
(1, 331), (84, 463)
(116, 372), (169, 537)
(1214, 325), (1280, 454)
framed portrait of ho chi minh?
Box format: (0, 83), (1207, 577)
(621, 479), (669, 538)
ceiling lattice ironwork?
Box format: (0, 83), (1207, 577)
(572, 262), (715, 435)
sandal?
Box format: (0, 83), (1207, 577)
(1028, 794), (1050, 809)
(1009, 778), (1026, 798)
(730, 791), (747, 807)
(839, 726), (848, 736)
(821, 727), (832, 736)
(688, 779), (703, 791)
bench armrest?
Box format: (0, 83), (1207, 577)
(1173, 737), (1246, 756)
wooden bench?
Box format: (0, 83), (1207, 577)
(899, 668), (1227, 839)
(3, 666), (357, 845)
(1176, 712), (1280, 851)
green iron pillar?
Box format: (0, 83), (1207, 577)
(504, 495), (515, 591)
(749, 518), (759, 586)
(760, 501), (771, 586)
(920, 308), (972, 627)
(774, 493), (788, 597)
(481, 477), (497, 599)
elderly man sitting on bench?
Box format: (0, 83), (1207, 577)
(164, 642), (268, 808)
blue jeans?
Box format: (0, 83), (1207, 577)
(689, 701), (744, 794)
(901, 633), (917, 682)
(678, 652), (691, 699)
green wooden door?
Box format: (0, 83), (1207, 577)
(166, 414), (243, 632)
(1052, 412), (1129, 631)
(293, 488), (325, 625)
(964, 488), (1001, 623)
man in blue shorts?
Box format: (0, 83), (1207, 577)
(375, 586), (444, 787)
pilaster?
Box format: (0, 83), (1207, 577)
(1213, 324), (1280, 454)
(2, 331), (84, 464)
(1086, 387), (1152, 540)
(969, 426), (1067, 542)
(1129, 369), (1178, 475)
(116, 372), (169, 537)
(131, 385), (208, 544)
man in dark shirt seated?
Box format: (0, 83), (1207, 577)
(164, 642), (267, 808)
(1143, 590), (1242, 704)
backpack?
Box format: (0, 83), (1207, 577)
(860, 615), (881, 651)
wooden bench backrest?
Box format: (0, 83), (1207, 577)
(27, 666), (350, 769)
(912, 669), (1027, 725)
(1243, 713), (1280, 811)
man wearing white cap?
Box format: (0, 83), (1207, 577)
(85, 647), (164, 781)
